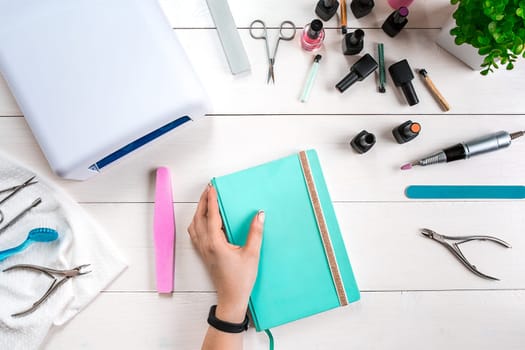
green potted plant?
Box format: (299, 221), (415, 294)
(437, 0), (525, 74)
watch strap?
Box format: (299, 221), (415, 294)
(207, 305), (249, 333)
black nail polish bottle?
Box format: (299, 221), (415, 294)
(342, 29), (365, 55)
(392, 120), (421, 144)
(315, 0), (339, 21)
(382, 7), (409, 37)
(389, 59), (419, 106)
(336, 53), (378, 93)
(351, 130), (376, 154)
(350, 0), (375, 19)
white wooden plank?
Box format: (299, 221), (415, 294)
(42, 290), (525, 350)
(159, 0), (455, 28)
(1, 115), (524, 203)
(2, 28), (524, 116)
(81, 201), (525, 292)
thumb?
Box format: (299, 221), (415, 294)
(243, 210), (265, 256)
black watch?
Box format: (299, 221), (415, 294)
(207, 305), (249, 333)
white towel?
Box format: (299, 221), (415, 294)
(0, 153), (127, 349)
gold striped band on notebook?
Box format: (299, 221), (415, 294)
(298, 151), (349, 306)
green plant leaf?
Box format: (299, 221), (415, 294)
(488, 21), (498, 33)
(481, 68), (490, 75)
(478, 35), (491, 45)
(455, 36), (467, 45)
(450, 27), (461, 36)
(483, 55), (494, 65)
(494, 32), (506, 43)
(479, 46), (492, 54)
(507, 62), (515, 69)
(513, 37), (524, 53)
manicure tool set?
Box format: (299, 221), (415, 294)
(0, 2), (520, 345)
(241, 1), (453, 124)
(226, 0), (524, 285)
(0, 175), (92, 318)
(222, 0), (518, 282)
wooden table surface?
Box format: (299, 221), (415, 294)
(1, 0), (524, 349)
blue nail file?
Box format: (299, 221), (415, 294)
(405, 186), (525, 199)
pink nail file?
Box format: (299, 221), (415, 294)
(154, 167), (175, 294)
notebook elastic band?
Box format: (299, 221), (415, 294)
(298, 151), (349, 306)
(264, 329), (274, 350)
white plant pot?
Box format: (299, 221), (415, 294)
(436, 17), (484, 70)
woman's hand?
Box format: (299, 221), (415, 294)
(188, 184), (265, 323)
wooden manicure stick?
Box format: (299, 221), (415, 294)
(419, 69), (450, 112)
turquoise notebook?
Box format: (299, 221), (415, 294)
(211, 149), (360, 331)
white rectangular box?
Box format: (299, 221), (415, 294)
(0, 0), (211, 180)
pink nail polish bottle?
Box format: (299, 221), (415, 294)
(387, 0), (414, 9)
(301, 19), (325, 52)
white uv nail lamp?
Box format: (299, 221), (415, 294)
(0, 0), (211, 180)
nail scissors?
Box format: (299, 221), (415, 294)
(3, 263), (92, 317)
(420, 228), (511, 280)
(0, 176), (38, 224)
(249, 19), (296, 84)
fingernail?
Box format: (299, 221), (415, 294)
(206, 183), (211, 191)
(257, 210), (265, 223)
